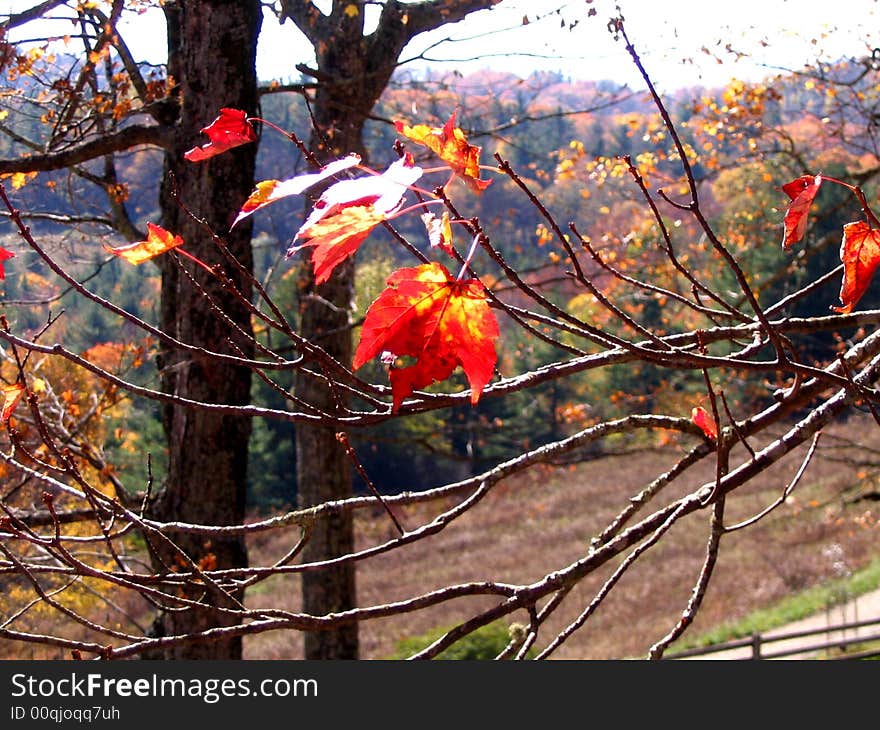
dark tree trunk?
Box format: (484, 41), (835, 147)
(286, 0), (502, 661)
(295, 57), (369, 664)
(145, 0), (262, 660)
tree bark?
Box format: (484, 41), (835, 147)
(288, 0), (501, 660)
(294, 23), (370, 663)
(145, 0), (262, 660)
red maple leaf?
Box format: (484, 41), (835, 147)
(105, 223), (185, 264)
(781, 174), (822, 250)
(183, 108), (257, 162)
(395, 112), (492, 193)
(0, 246), (14, 279)
(832, 220), (880, 314)
(691, 406), (718, 440)
(287, 155), (423, 284)
(231, 154), (361, 228)
(353, 262), (499, 412)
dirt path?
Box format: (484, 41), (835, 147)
(683, 587), (880, 659)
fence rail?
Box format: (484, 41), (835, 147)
(666, 616), (880, 660)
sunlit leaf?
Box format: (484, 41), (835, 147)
(0, 246), (14, 279)
(691, 406), (717, 440)
(231, 154), (361, 228)
(395, 112), (493, 192)
(353, 262), (499, 412)
(832, 220), (880, 314)
(183, 108), (257, 162)
(421, 211), (455, 256)
(781, 174), (822, 250)
(291, 205), (388, 285)
(2, 383), (24, 422)
(106, 223), (185, 264)
(287, 155), (422, 283)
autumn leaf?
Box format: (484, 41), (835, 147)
(287, 155), (423, 284)
(0, 246), (14, 279)
(832, 220), (880, 314)
(395, 112), (493, 193)
(105, 223), (185, 264)
(231, 154), (361, 228)
(353, 262), (499, 412)
(2, 383), (24, 422)
(421, 211), (455, 256)
(781, 174), (822, 250)
(291, 205), (389, 285)
(691, 406), (718, 440)
(183, 108), (257, 162)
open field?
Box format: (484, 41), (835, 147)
(3, 414), (879, 660)
(243, 413), (880, 659)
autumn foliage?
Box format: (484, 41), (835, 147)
(121, 111), (501, 408)
(6, 8), (880, 663)
(183, 108), (258, 162)
(353, 262), (499, 412)
(780, 173), (880, 313)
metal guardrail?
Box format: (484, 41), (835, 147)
(665, 616), (880, 660)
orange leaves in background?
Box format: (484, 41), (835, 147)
(105, 223), (185, 264)
(353, 262), (499, 412)
(781, 174), (822, 250)
(2, 382), (24, 421)
(0, 246), (13, 278)
(287, 154), (423, 284)
(395, 112), (492, 193)
(691, 406), (717, 440)
(833, 221), (880, 314)
(183, 108), (257, 162)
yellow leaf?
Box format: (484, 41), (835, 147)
(344, 3), (359, 17)
(105, 223), (185, 264)
(10, 172), (37, 189)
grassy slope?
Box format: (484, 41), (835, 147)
(244, 414), (880, 659)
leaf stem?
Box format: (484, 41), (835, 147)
(456, 233), (483, 281)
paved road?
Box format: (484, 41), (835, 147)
(682, 587), (880, 659)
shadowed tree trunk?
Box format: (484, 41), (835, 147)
(282, 0), (502, 660)
(145, 0), (262, 659)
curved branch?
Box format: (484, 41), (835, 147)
(0, 124), (172, 174)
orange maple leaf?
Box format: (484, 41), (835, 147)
(395, 112), (492, 193)
(781, 174), (822, 250)
(106, 223), (185, 264)
(231, 154), (361, 228)
(833, 220), (880, 314)
(2, 382), (24, 422)
(292, 205), (388, 285)
(287, 155), (423, 283)
(183, 108), (257, 162)
(0, 246), (13, 279)
(353, 262), (499, 412)
(691, 406), (718, 440)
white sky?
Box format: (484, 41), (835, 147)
(3, 0), (880, 90)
